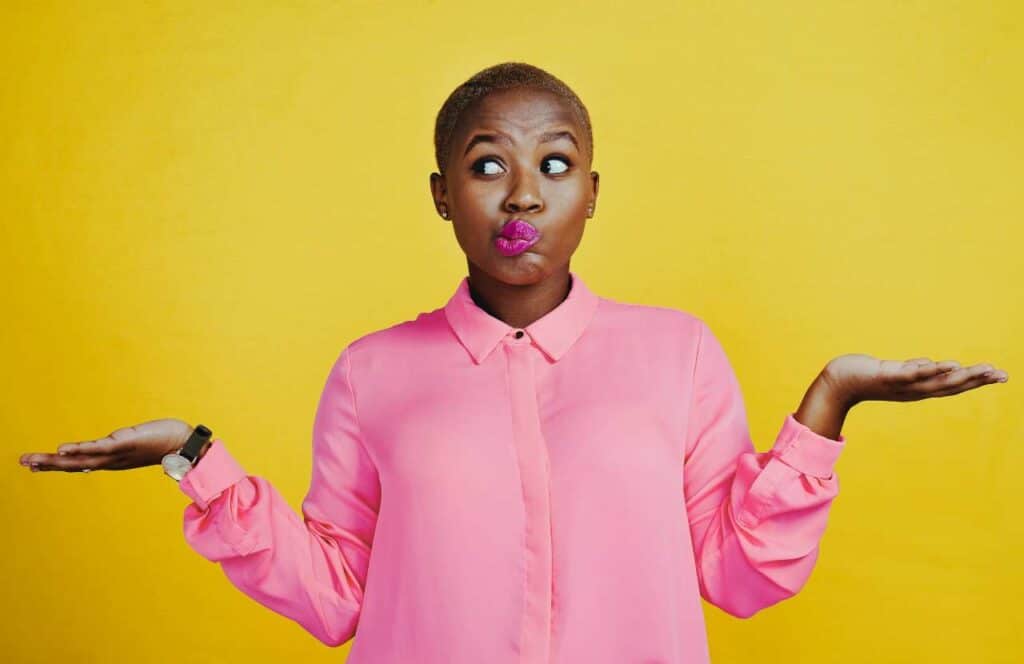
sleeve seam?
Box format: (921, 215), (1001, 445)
(683, 317), (706, 463)
(341, 345), (379, 475)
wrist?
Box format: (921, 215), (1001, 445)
(172, 421), (212, 463)
(818, 365), (861, 411)
(170, 419), (195, 455)
(160, 423), (213, 482)
(794, 373), (854, 441)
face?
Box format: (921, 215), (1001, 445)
(430, 87), (599, 286)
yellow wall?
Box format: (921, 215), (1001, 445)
(3, 2), (1020, 662)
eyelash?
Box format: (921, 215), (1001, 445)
(470, 155), (573, 176)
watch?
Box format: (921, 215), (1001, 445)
(161, 424), (213, 482)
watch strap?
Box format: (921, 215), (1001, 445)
(180, 424), (213, 463)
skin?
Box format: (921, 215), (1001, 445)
(429, 87), (599, 329)
(19, 418), (196, 473)
(16, 88), (1009, 472)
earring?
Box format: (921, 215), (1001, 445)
(586, 205), (594, 217)
(440, 205), (449, 219)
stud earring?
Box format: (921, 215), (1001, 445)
(586, 205), (594, 217)
(440, 205), (449, 219)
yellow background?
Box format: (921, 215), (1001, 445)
(3, 1), (1020, 662)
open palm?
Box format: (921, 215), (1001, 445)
(18, 418), (193, 473)
(823, 353), (1009, 405)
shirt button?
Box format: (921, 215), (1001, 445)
(514, 330), (524, 339)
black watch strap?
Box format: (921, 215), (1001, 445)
(180, 424), (213, 463)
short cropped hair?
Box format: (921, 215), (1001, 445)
(433, 61), (593, 175)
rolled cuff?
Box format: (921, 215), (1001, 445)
(178, 439), (248, 510)
(770, 412), (845, 479)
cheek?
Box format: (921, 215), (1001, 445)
(539, 221), (585, 258)
(454, 181), (502, 209)
(548, 181), (590, 210)
(450, 221), (493, 259)
(562, 222), (587, 249)
(449, 221), (475, 247)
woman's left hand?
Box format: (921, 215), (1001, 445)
(821, 354), (1009, 407)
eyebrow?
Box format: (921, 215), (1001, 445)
(463, 130), (580, 156)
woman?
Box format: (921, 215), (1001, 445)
(18, 62), (1008, 663)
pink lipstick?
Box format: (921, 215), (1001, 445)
(495, 219), (540, 257)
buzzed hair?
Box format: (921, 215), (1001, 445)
(433, 61), (594, 176)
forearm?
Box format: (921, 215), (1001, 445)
(693, 376), (846, 618)
(793, 372), (854, 442)
(179, 460), (365, 646)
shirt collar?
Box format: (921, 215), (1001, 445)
(443, 270), (600, 364)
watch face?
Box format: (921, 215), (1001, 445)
(161, 453), (192, 481)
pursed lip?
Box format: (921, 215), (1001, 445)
(498, 218), (540, 240)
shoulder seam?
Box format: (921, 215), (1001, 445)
(683, 317), (707, 462)
(340, 345), (378, 472)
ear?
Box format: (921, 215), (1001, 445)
(588, 171), (600, 217)
(429, 172), (449, 220)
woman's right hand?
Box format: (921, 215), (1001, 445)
(18, 418), (195, 473)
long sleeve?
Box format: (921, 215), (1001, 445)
(178, 346), (381, 646)
(683, 320), (845, 619)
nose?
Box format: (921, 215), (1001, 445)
(502, 169), (543, 215)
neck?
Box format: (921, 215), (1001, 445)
(465, 263), (573, 329)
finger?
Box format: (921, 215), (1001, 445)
(57, 435), (117, 456)
(901, 360), (962, 382)
(56, 423), (156, 456)
(18, 444), (84, 464)
(903, 358), (962, 370)
(19, 452), (42, 465)
(45, 438), (116, 457)
(21, 452), (66, 470)
(928, 372), (999, 397)
(915, 364), (994, 392)
(24, 452), (118, 472)
(56, 443), (84, 455)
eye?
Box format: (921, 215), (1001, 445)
(470, 155), (572, 176)
(542, 155), (571, 175)
(471, 157), (505, 176)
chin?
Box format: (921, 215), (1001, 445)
(504, 260), (556, 284)
(474, 254), (550, 285)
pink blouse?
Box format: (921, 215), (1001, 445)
(178, 271), (846, 663)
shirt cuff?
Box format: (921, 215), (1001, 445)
(178, 439), (248, 511)
(769, 412), (846, 479)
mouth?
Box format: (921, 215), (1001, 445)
(498, 218), (540, 241)
(494, 219), (540, 257)
(494, 235), (539, 257)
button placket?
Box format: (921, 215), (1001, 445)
(504, 340), (553, 663)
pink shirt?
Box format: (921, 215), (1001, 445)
(179, 271), (846, 663)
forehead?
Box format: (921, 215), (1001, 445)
(458, 88), (581, 135)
